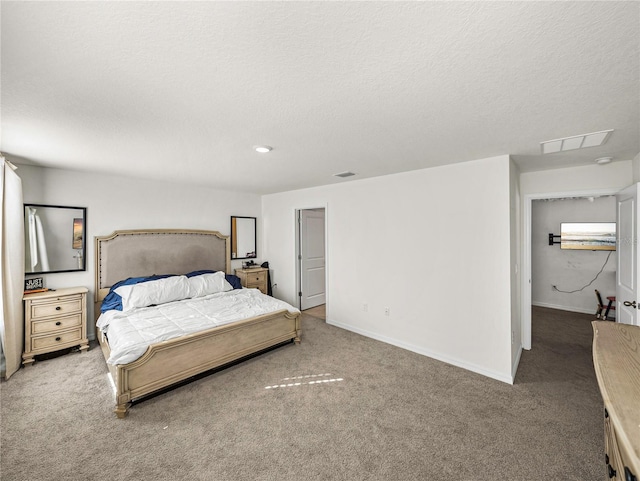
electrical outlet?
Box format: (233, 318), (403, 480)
(363, 303), (368, 312)
(384, 307), (390, 316)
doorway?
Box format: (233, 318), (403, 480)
(296, 208), (326, 311)
(522, 188), (620, 349)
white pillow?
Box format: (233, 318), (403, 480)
(187, 271), (233, 298)
(115, 275), (191, 311)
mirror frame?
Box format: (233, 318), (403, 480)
(230, 216), (257, 260)
(24, 203), (87, 275)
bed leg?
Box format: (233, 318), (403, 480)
(294, 333), (301, 345)
(114, 403), (129, 419)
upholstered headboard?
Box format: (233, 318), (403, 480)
(95, 229), (230, 304)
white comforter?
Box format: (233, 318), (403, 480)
(97, 288), (300, 365)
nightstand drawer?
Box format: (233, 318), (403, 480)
(31, 313), (83, 335)
(246, 271), (266, 285)
(30, 295), (83, 319)
(31, 328), (83, 351)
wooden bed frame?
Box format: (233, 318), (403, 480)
(94, 229), (301, 418)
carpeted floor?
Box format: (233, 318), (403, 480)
(0, 306), (603, 481)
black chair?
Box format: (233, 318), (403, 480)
(595, 289), (616, 320)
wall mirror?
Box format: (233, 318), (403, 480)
(24, 204), (87, 274)
(230, 216), (256, 259)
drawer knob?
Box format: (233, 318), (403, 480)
(55, 321), (62, 326)
(55, 306), (61, 311)
(55, 337), (61, 341)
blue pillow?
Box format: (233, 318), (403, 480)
(100, 274), (174, 313)
(225, 274), (243, 290)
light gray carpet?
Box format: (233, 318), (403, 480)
(0, 307), (603, 480)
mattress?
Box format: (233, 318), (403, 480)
(97, 288), (300, 365)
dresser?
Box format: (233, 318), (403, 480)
(592, 321), (640, 481)
(234, 267), (268, 294)
(23, 286), (89, 366)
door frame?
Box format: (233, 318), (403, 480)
(615, 183), (639, 325)
(295, 205), (328, 311)
(521, 187), (620, 350)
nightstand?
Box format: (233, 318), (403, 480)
(234, 267), (268, 294)
(22, 286), (89, 366)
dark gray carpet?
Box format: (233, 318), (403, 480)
(0, 306), (603, 480)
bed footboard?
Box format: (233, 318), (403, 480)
(99, 309), (301, 418)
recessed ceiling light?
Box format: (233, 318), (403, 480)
(333, 171), (356, 178)
(254, 145), (272, 153)
(540, 129), (613, 154)
(595, 156), (613, 165)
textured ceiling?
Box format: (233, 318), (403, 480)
(2, 1), (638, 194)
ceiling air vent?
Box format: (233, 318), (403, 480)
(540, 129), (613, 154)
(333, 171), (356, 178)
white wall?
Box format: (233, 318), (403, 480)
(532, 196), (616, 314)
(18, 164), (261, 339)
(509, 159), (522, 378)
(263, 155), (516, 383)
(634, 152), (640, 183)
(520, 160), (633, 196)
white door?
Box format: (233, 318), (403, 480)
(300, 209), (325, 310)
(616, 183), (639, 326)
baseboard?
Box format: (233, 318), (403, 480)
(326, 318), (514, 385)
(532, 301), (596, 316)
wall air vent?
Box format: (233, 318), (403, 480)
(333, 171), (356, 178)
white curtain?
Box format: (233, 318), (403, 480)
(0, 158), (25, 380)
(25, 206), (50, 272)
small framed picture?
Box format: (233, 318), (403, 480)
(24, 277), (44, 292)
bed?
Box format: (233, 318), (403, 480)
(94, 229), (301, 418)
